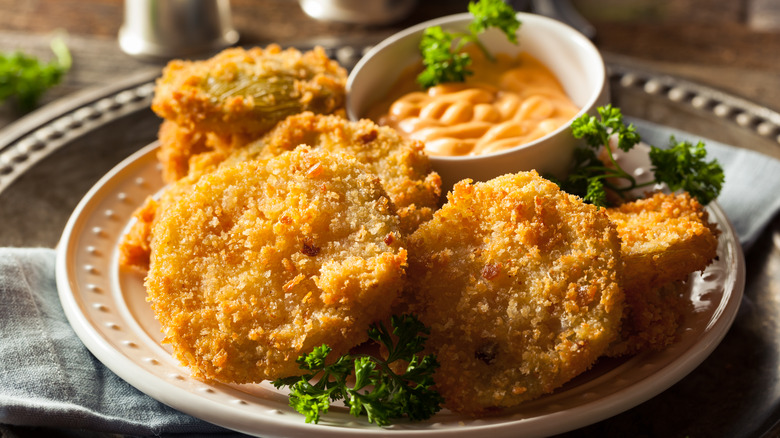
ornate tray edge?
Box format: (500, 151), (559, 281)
(607, 63), (780, 139)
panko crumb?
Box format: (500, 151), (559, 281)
(151, 45), (347, 182)
(404, 171), (624, 415)
(145, 147), (407, 383)
(606, 191), (719, 291)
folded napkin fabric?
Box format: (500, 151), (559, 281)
(1, 121), (780, 436)
(0, 248), (242, 437)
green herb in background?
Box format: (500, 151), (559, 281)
(560, 104), (724, 207)
(417, 0), (521, 88)
(272, 314), (443, 426)
(0, 36), (72, 112)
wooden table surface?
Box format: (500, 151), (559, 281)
(1, 0), (779, 130)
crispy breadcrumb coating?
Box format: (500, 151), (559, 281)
(605, 192), (719, 356)
(404, 171), (624, 415)
(145, 147), (407, 383)
(152, 45), (346, 137)
(118, 196), (158, 270)
(155, 120), (212, 183)
(222, 112), (442, 234)
(155, 120), (256, 183)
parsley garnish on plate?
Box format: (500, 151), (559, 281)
(0, 36), (72, 112)
(560, 104), (725, 207)
(417, 0), (521, 88)
(272, 314), (443, 426)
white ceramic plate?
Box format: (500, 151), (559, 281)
(56, 141), (745, 438)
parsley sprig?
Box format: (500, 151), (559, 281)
(272, 314), (443, 426)
(417, 0), (521, 88)
(560, 104), (724, 207)
(0, 36), (72, 112)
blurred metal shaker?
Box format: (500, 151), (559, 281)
(119, 0), (239, 60)
(298, 0), (417, 25)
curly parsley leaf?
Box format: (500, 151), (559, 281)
(417, 26), (474, 88)
(272, 314), (444, 426)
(562, 104), (724, 207)
(468, 0), (520, 44)
(571, 105), (640, 152)
(0, 36), (71, 112)
(649, 138), (724, 205)
(417, 0), (521, 88)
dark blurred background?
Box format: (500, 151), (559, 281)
(0, 0), (778, 129)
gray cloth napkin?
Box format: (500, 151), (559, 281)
(0, 247), (243, 437)
(1, 120), (779, 437)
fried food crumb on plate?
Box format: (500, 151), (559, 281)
(605, 191), (719, 356)
(404, 171), (624, 415)
(152, 45), (347, 182)
(145, 147), (407, 383)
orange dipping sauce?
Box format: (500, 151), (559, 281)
(370, 49), (579, 156)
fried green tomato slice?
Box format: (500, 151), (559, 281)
(405, 171), (624, 415)
(220, 112), (442, 234)
(151, 44), (346, 137)
(145, 147), (407, 383)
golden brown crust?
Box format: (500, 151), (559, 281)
(151, 45), (347, 183)
(118, 196), (158, 271)
(145, 147), (407, 383)
(404, 171), (624, 415)
(155, 120), (212, 182)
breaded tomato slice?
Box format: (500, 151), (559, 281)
(606, 191), (719, 292)
(145, 147), (407, 383)
(405, 171), (624, 415)
(155, 120), (212, 183)
(119, 113), (441, 272)
(152, 45), (346, 137)
(225, 112), (442, 234)
(604, 191), (719, 356)
(605, 280), (693, 357)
